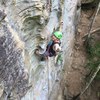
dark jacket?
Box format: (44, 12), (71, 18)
(45, 40), (61, 57)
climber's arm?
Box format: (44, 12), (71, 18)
(53, 43), (61, 55)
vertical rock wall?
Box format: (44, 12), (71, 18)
(0, 15), (29, 99)
(0, 0), (81, 100)
(49, 0), (81, 100)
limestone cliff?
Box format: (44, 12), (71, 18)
(0, 0), (81, 100)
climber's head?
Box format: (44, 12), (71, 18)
(52, 31), (62, 41)
(53, 31), (62, 40)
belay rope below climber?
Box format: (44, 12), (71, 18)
(46, 33), (50, 100)
(47, 58), (50, 100)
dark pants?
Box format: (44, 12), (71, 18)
(44, 50), (56, 57)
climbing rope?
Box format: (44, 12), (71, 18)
(47, 58), (50, 100)
(45, 5), (63, 98)
(45, 28), (50, 100)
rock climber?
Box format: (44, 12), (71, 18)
(35, 31), (62, 61)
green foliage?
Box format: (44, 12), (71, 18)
(86, 36), (100, 80)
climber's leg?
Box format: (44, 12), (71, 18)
(34, 49), (48, 61)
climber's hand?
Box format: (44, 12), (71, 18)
(53, 44), (61, 52)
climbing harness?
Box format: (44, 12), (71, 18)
(46, 40), (61, 57)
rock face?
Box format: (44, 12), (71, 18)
(0, 12), (29, 99)
(0, 0), (81, 100)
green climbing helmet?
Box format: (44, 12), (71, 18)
(53, 31), (62, 39)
